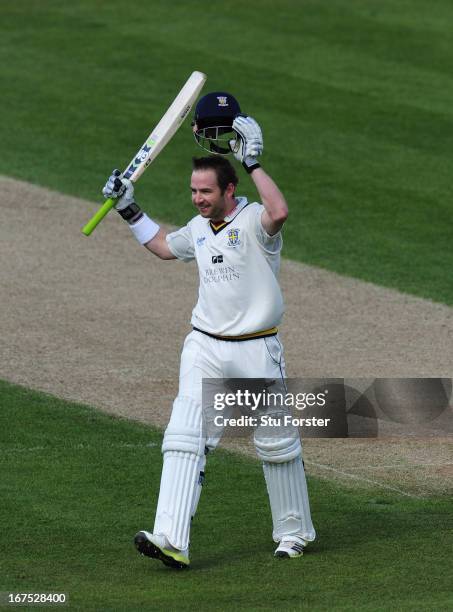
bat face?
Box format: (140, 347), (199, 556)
(123, 71), (206, 183)
(180, 104), (191, 120)
(82, 70), (206, 236)
(123, 136), (157, 179)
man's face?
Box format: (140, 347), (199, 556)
(190, 169), (234, 221)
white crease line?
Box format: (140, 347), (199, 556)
(340, 462), (453, 470)
(0, 442), (158, 454)
(305, 460), (425, 499)
(0, 446), (440, 499)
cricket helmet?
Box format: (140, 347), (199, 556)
(192, 91), (241, 155)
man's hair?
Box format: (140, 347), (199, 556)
(192, 156), (239, 194)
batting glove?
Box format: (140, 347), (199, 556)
(102, 169), (135, 211)
(230, 115), (263, 173)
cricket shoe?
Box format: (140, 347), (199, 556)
(274, 537), (306, 559)
(134, 531), (190, 570)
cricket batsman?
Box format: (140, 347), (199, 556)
(102, 92), (316, 568)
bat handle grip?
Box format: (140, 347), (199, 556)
(82, 198), (117, 236)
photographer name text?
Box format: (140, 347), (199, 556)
(213, 415), (331, 427)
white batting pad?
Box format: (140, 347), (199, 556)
(153, 450), (200, 551)
(254, 431), (301, 462)
(263, 457), (316, 543)
(190, 452), (206, 519)
(154, 395), (206, 550)
(162, 395), (205, 456)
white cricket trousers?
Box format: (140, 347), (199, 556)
(153, 330), (316, 550)
(179, 329), (285, 407)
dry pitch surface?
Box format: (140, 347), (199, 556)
(1, 176), (452, 497)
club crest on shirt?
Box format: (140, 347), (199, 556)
(197, 236), (206, 246)
(227, 228), (241, 247)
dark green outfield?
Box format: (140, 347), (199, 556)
(1, 1), (452, 304)
(0, 380), (452, 611)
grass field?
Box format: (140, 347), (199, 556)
(1, 380), (452, 611)
(1, 2), (452, 610)
(1, 1), (453, 303)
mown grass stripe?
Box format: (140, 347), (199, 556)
(1, 379), (452, 610)
(0, 0), (452, 306)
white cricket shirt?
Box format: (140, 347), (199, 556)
(166, 197), (284, 336)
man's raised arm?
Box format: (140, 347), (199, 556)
(102, 169), (176, 260)
(249, 167), (288, 236)
(143, 228), (175, 260)
(231, 116), (288, 236)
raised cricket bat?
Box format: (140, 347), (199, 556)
(82, 70), (207, 236)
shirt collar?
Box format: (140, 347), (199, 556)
(223, 197), (248, 222)
(204, 197), (249, 231)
